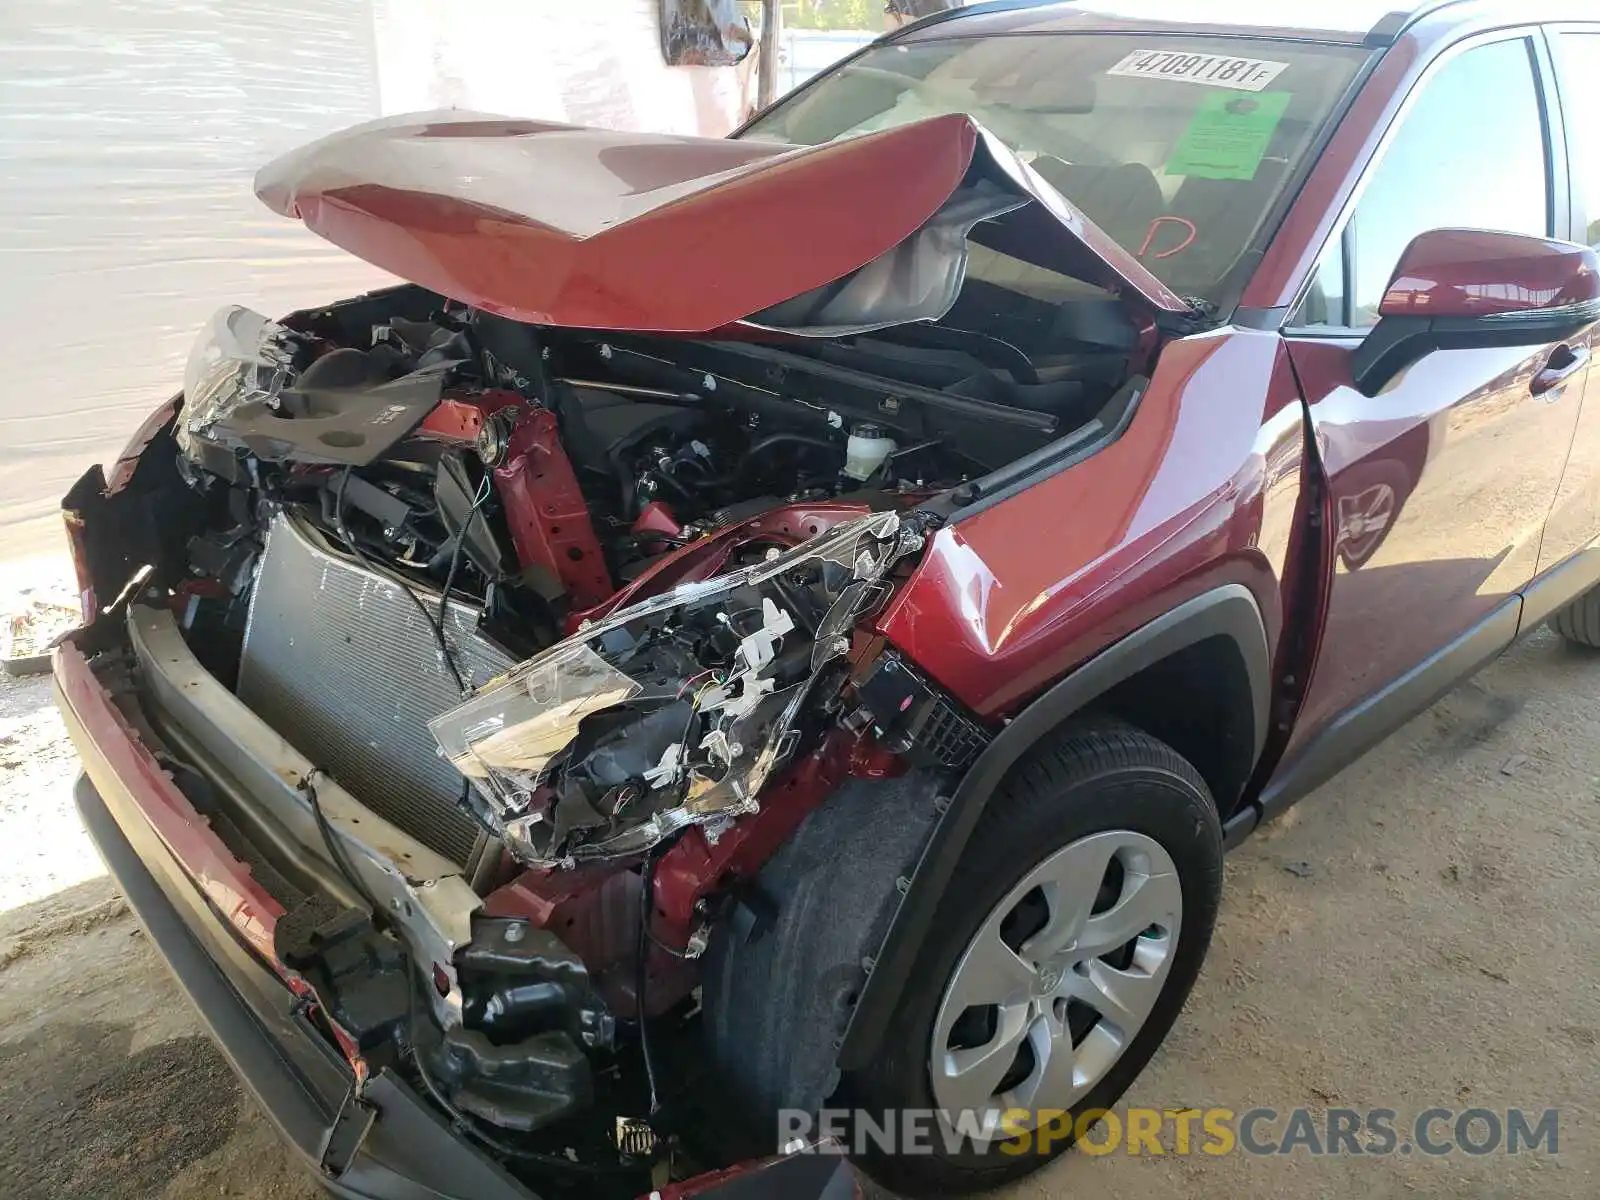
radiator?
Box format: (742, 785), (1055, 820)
(238, 513), (516, 865)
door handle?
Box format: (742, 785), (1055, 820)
(1531, 344), (1590, 398)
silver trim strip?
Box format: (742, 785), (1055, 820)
(1478, 297), (1600, 324)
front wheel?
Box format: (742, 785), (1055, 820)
(846, 719), (1223, 1196)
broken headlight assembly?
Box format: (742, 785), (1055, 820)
(177, 304), (451, 472)
(429, 511), (919, 867)
(179, 306), (305, 460)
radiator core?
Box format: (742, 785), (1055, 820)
(238, 514), (516, 865)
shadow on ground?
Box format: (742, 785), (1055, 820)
(0, 1023), (239, 1200)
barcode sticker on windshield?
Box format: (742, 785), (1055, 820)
(1106, 50), (1289, 92)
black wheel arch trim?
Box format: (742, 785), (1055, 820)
(837, 583), (1269, 1072)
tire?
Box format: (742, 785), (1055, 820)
(843, 718), (1224, 1197)
(1551, 585), (1600, 648)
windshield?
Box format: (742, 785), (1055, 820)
(740, 34), (1366, 303)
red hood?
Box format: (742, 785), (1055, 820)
(255, 111), (1192, 335)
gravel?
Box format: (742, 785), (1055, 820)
(2, 615), (1597, 1197)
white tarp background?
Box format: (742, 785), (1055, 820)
(372, 0), (745, 138)
(0, 0), (743, 563)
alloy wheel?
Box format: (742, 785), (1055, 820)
(929, 829), (1182, 1129)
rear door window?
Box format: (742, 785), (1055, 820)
(1554, 31), (1600, 246)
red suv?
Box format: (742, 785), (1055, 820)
(51, 1), (1600, 1196)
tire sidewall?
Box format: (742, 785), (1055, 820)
(845, 750), (1223, 1190)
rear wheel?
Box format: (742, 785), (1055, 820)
(1551, 585), (1600, 648)
(845, 719), (1223, 1196)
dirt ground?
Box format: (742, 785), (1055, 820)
(3, 616), (1597, 1198)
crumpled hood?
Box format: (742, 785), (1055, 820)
(255, 110), (1192, 335)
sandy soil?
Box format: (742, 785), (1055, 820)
(2, 625), (1597, 1198)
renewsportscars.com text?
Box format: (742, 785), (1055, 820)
(779, 1106), (1560, 1158)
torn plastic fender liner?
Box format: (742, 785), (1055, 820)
(254, 111), (1193, 336)
(429, 511), (922, 869)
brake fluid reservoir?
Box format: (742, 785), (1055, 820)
(844, 423), (896, 482)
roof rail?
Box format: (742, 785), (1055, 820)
(1365, 0), (1470, 47)
(1364, 10), (1412, 45)
(883, 0), (1064, 41)
(885, 0), (1474, 50)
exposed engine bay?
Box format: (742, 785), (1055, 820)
(71, 275), (1144, 1186)
(170, 283), (1130, 872)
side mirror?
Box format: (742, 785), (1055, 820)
(658, 0), (753, 66)
(1351, 228), (1600, 395)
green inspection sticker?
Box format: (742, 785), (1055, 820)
(1165, 90), (1292, 181)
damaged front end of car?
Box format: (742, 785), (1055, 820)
(58, 404), (976, 1193)
(53, 107), (1179, 1195)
